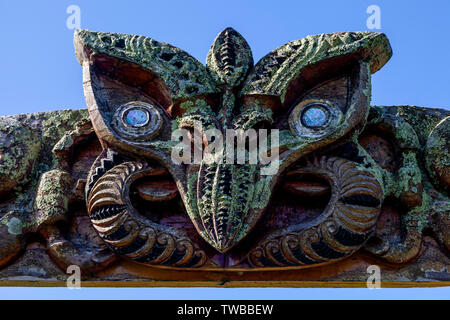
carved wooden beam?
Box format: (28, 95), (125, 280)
(0, 28), (448, 287)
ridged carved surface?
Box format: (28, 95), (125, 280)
(206, 27), (253, 88)
(74, 30), (218, 99)
(77, 28), (392, 267)
(248, 156), (383, 267)
(197, 162), (257, 252)
(0, 26), (449, 283)
(241, 32), (392, 101)
(87, 162), (207, 268)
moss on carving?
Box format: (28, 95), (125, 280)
(242, 32), (392, 102)
(206, 27), (253, 88)
(0, 26), (448, 271)
(0, 109), (90, 243)
(74, 30), (218, 99)
(0, 118), (41, 194)
(403, 191), (435, 233)
(425, 117), (450, 191)
(384, 105), (449, 145)
(34, 170), (74, 227)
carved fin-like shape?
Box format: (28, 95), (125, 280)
(207, 27), (253, 88)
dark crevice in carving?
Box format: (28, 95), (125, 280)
(135, 242), (166, 263)
(177, 254), (203, 268)
(333, 226), (368, 247)
(116, 237), (146, 255)
(289, 246), (316, 265)
(90, 205), (126, 220)
(331, 142), (365, 164)
(162, 248), (188, 266)
(160, 52), (175, 62)
(311, 241), (347, 259)
(340, 194), (380, 208)
(115, 39), (125, 48)
(103, 225), (128, 241)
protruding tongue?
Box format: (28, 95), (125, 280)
(197, 162), (256, 253)
(135, 169), (178, 201)
(282, 180), (330, 197)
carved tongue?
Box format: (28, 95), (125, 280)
(282, 180), (330, 197)
(135, 170), (178, 201)
(197, 162), (256, 253)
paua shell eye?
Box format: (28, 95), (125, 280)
(289, 99), (342, 138)
(124, 108), (150, 127)
(111, 101), (162, 141)
(301, 104), (329, 128)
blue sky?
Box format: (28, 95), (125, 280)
(0, 287), (448, 300)
(0, 0), (449, 299)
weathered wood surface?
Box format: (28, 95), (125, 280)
(0, 28), (448, 287)
(0, 106), (448, 287)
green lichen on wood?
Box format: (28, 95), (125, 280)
(74, 30), (218, 99)
(425, 116), (450, 191)
(0, 109), (90, 237)
(365, 106), (450, 238)
(0, 212), (36, 236)
(206, 27), (253, 88)
(232, 103), (273, 130)
(242, 32), (392, 102)
(34, 169), (75, 227)
(0, 118), (41, 194)
(403, 191), (434, 233)
(381, 151), (422, 200)
(173, 99), (217, 132)
(380, 105), (450, 145)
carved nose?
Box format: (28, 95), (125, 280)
(197, 162), (256, 252)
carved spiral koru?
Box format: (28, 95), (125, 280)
(87, 162), (207, 268)
(249, 156), (383, 267)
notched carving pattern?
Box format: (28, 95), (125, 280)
(248, 156), (383, 267)
(87, 162), (207, 268)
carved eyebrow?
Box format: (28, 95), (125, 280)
(241, 32), (392, 105)
(74, 30), (218, 100)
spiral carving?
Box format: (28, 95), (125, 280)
(87, 162), (207, 268)
(248, 156), (383, 268)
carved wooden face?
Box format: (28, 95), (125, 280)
(75, 28), (392, 268)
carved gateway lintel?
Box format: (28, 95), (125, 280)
(0, 28), (448, 286)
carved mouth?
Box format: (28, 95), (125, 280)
(248, 156), (383, 268)
(263, 167), (381, 233)
(133, 169), (178, 202)
(269, 172), (333, 229)
(129, 169), (185, 224)
(86, 151), (382, 269)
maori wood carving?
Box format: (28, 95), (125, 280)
(0, 28), (448, 286)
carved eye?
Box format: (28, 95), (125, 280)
(124, 108), (150, 127)
(301, 104), (329, 128)
(111, 101), (162, 141)
(289, 99), (342, 138)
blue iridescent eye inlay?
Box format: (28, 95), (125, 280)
(125, 108), (149, 127)
(301, 106), (328, 128)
